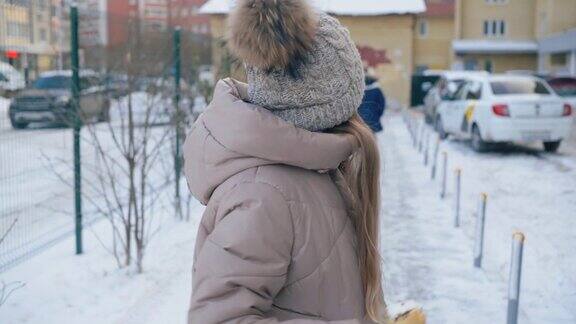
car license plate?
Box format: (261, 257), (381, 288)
(16, 112), (54, 121)
(521, 131), (551, 141)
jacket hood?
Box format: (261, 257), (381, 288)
(183, 78), (357, 205)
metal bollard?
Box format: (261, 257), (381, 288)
(411, 118), (417, 148)
(415, 120), (420, 149)
(418, 123), (425, 153)
(453, 168), (461, 227)
(507, 232), (525, 324)
(419, 125), (424, 153)
(424, 129), (431, 166)
(473, 193), (488, 268)
(431, 136), (440, 180)
(409, 117), (415, 143)
(440, 152), (448, 199)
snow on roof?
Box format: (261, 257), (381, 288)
(423, 70), (489, 79)
(39, 70), (99, 78)
(200, 0), (426, 16)
(453, 40), (538, 54)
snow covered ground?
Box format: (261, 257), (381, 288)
(0, 93), (184, 271)
(380, 113), (576, 323)
(1, 112), (575, 323)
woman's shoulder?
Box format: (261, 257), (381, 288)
(211, 164), (344, 210)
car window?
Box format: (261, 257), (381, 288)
(33, 76), (71, 89)
(466, 81), (482, 100)
(490, 79), (551, 95)
(453, 82), (468, 100)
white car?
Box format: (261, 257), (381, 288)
(0, 62), (25, 96)
(422, 70), (489, 124)
(436, 75), (574, 152)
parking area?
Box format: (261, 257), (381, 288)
(382, 112), (576, 323)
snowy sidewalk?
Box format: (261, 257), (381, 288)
(380, 113), (576, 323)
(379, 117), (505, 324)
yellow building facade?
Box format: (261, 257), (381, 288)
(453, 0), (538, 72)
(0, 4), (31, 50)
(535, 0), (576, 75)
(453, 0), (576, 75)
(414, 0), (455, 72)
(339, 15), (416, 108)
(1, 1), (69, 80)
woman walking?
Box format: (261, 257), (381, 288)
(184, 1), (422, 323)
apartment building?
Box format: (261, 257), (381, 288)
(169, 0), (210, 35)
(414, 0), (455, 73)
(536, 0), (576, 75)
(0, 0), (69, 79)
(453, 0), (576, 75)
(77, 0), (210, 45)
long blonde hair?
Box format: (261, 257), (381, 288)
(334, 114), (387, 323)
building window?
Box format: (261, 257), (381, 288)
(40, 28), (47, 41)
(37, 0), (47, 10)
(483, 20), (506, 37)
(464, 59), (478, 71)
(551, 53), (567, 66)
(200, 24), (209, 34)
(6, 0), (30, 6)
(485, 0), (508, 4)
(484, 60), (493, 73)
(7, 22), (30, 38)
(418, 19), (428, 37)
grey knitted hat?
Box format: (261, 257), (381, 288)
(227, 0), (365, 131)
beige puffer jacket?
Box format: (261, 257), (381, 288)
(183, 79), (368, 323)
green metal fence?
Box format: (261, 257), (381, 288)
(1, 2), (212, 272)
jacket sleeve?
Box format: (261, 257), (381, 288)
(189, 182), (364, 324)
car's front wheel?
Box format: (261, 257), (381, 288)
(543, 140), (561, 153)
(10, 116), (28, 129)
(424, 112), (433, 125)
(98, 101), (111, 123)
(436, 117), (448, 140)
(471, 125), (489, 152)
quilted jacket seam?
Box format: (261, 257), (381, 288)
(283, 216), (350, 288)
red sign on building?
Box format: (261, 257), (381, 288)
(357, 46), (392, 67)
(5, 50), (20, 60)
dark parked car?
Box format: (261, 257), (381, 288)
(9, 70), (110, 129)
(546, 76), (576, 108)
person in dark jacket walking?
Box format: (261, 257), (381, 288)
(358, 74), (386, 133)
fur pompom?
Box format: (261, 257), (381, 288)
(227, 0), (317, 74)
